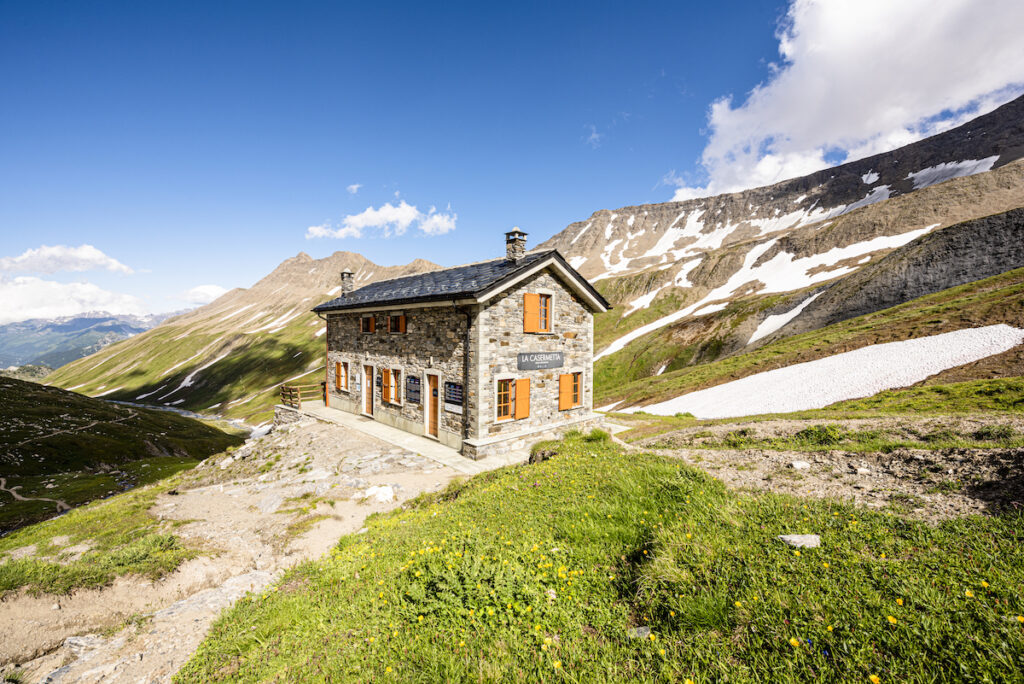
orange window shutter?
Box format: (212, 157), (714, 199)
(523, 294), (540, 333)
(382, 369), (391, 403)
(369, 316), (376, 333)
(558, 373), (571, 411)
(514, 378), (530, 419)
(398, 314), (406, 333)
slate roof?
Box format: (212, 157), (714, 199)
(312, 250), (610, 313)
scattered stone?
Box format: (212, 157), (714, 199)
(777, 534), (821, 549)
(256, 495), (283, 514)
(627, 626), (651, 639)
(856, 467), (871, 475)
(790, 461), (811, 470)
(51, 603), (60, 611)
(363, 485), (395, 503)
(218, 456), (234, 470)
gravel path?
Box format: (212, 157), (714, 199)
(626, 325), (1024, 418)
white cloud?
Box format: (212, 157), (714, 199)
(419, 207), (457, 235)
(0, 276), (148, 324)
(182, 284), (228, 305)
(346, 183), (362, 194)
(306, 200), (457, 239)
(584, 124), (603, 149)
(0, 244), (134, 274)
(670, 0), (1024, 200)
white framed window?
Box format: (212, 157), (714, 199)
(382, 367), (403, 405)
(334, 359), (350, 392)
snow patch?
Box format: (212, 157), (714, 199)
(314, 327), (327, 337)
(907, 156), (999, 190)
(748, 292), (824, 344)
(861, 171), (880, 184)
(623, 325), (1024, 419)
(569, 221), (593, 245)
(94, 386), (123, 397)
(596, 225), (938, 361)
(136, 384), (168, 400)
(158, 351), (232, 400)
(568, 255), (587, 270)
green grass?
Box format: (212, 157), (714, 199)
(647, 421), (1024, 454)
(597, 266), (1024, 407)
(0, 475), (196, 596)
(0, 376), (242, 533)
(177, 433), (1024, 682)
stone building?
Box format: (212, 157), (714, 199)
(311, 231), (611, 458)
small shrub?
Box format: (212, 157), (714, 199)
(793, 424), (847, 446)
(585, 428), (611, 443)
(971, 424), (1016, 441)
(673, 412), (695, 419)
(923, 428), (961, 443)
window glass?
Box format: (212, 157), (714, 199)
(497, 379), (513, 420)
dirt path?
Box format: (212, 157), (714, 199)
(13, 408), (138, 450)
(2, 418), (462, 683)
(0, 477), (70, 512)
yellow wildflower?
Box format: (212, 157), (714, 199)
(896, 598), (903, 606)
(981, 580), (989, 588)
(827, 625), (833, 632)
(553, 661), (562, 669)
(869, 676), (881, 684)
(789, 637), (800, 647)
(734, 601), (742, 608)
(965, 589), (975, 598)
(386, 667), (393, 673)
(886, 616), (897, 624)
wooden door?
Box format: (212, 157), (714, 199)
(364, 365), (374, 416)
(427, 375), (439, 437)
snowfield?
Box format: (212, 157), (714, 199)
(623, 325), (1024, 419)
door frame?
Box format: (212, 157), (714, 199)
(423, 370), (441, 439)
(363, 364), (374, 417)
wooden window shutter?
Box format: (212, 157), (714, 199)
(523, 294), (540, 333)
(514, 378), (530, 419)
(398, 314), (406, 333)
(335, 362), (342, 391)
(382, 369), (391, 403)
(558, 373), (572, 411)
(368, 316), (376, 333)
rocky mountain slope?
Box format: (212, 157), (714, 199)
(544, 94), (1024, 283)
(768, 207), (1024, 343)
(46, 252), (439, 424)
(0, 312), (181, 368)
(537, 96), (1024, 401)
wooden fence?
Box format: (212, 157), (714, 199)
(280, 382), (324, 409)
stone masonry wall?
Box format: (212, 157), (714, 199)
(325, 306), (472, 449)
(473, 269), (594, 441)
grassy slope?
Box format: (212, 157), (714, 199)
(0, 473), (195, 596)
(46, 312), (326, 425)
(597, 266), (1024, 408)
(177, 432), (1024, 682)
(0, 377), (243, 533)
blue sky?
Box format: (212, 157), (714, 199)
(2, 0), (1022, 322)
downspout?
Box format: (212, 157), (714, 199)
(455, 302), (474, 443)
(316, 311), (329, 407)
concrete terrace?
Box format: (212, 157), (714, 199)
(279, 400), (529, 475)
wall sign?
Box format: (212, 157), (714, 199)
(406, 376), (421, 404)
(443, 381), (463, 414)
(517, 351), (564, 371)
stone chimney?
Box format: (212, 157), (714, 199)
(505, 228), (528, 262)
(340, 270), (354, 295)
